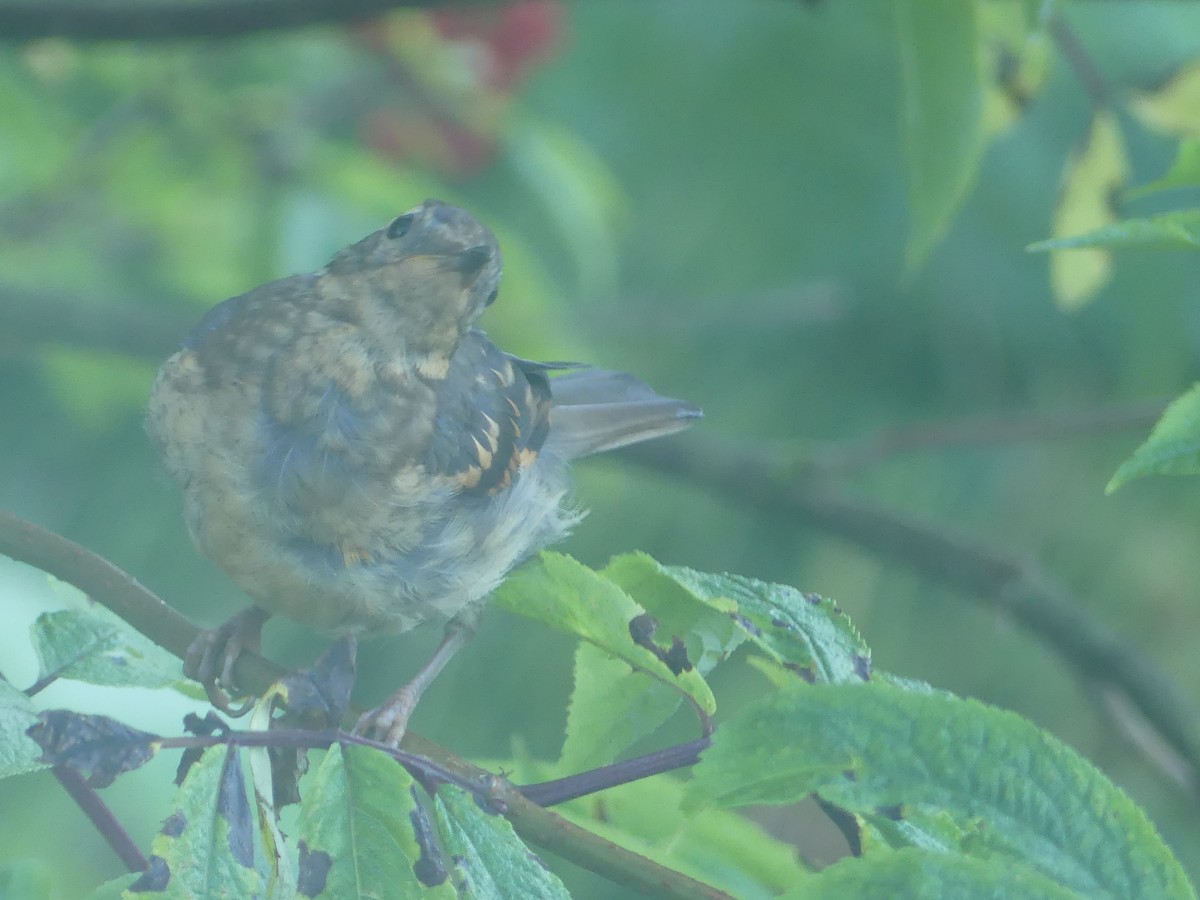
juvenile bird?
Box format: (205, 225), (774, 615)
(147, 199), (699, 742)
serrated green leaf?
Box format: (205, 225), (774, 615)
(688, 683), (1195, 900)
(0, 679), (45, 779)
(896, 0), (987, 271)
(493, 553), (716, 715)
(1107, 384), (1200, 492)
(559, 553), (744, 771)
(561, 773), (809, 899)
(1028, 208), (1200, 253)
(295, 744), (453, 899)
(781, 848), (1081, 900)
(561, 643), (682, 772)
(128, 745), (264, 899)
(31, 606), (183, 691)
(658, 565), (870, 684)
(434, 784), (569, 900)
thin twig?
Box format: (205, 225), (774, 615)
(809, 400), (1164, 474)
(1048, 13), (1109, 108)
(52, 766), (149, 872)
(519, 737), (711, 807)
(621, 439), (1200, 792)
(0, 0), (484, 43)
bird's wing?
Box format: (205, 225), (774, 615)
(423, 332), (554, 496)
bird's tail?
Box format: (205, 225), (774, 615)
(544, 368), (702, 460)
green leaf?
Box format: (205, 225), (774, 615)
(1028, 209), (1200, 253)
(434, 784), (570, 900)
(30, 606), (183, 691)
(493, 553), (716, 715)
(503, 117), (628, 298)
(688, 683), (1195, 899)
(559, 553), (744, 771)
(0, 679), (45, 779)
(295, 744), (453, 899)
(781, 848), (1082, 900)
(1107, 384), (1200, 492)
(81, 874), (139, 900)
(657, 565), (871, 684)
(561, 773), (810, 898)
(128, 745), (264, 898)
(1128, 139), (1200, 199)
(896, 0), (987, 271)
(0, 860), (55, 900)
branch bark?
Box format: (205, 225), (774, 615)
(0, 0), (481, 43)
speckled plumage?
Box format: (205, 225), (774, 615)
(148, 200), (699, 642)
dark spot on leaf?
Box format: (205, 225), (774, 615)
(815, 797), (862, 858)
(27, 709), (158, 788)
(803, 592), (822, 605)
(662, 637), (693, 675)
(270, 745), (307, 808)
(127, 856), (170, 893)
(279, 635), (357, 728)
(842, 768), (857, 782)
(410, 787), (447, 887)
(628, 613), (658, 644)
(853, 654), (872, 681)
(297, 841), (332, 897)
(878, 803), (904, 821)
(729, 612), (762, 637)
(178, 713), (227, 785)
(218, 749), (255, 868)
(629, 614), (693, 674)
(783, 662), (817, 684)
(769, 616), (793, 630)
(183, 711), (228, 737)
(161, 811), (187, 838)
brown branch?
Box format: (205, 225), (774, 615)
(0, 0), (488, 43)
(0, 509), (726, 897)
(1048, 14), (1109, 109)
(621, 439), (1200, 792)
(52, 765), (149, 872)
(809, 401), (1164, 474)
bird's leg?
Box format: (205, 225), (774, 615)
(185, 605), (271, 716)
(355, 615), (477, 746)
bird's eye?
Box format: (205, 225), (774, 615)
(485, 288), (499, 307)
(387, 214), (415, 240)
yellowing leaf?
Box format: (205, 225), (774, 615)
(978, 2), (1052, 137)
(1129, 60), (1200, 137)
(1049, 111), (1129, 310)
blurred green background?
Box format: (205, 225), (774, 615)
(2, 1), (1200, 895)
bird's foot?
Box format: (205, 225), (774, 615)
(354, 683), (421, 747)
(353, 618), (475, 746)
(185, 606), (270, 716)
